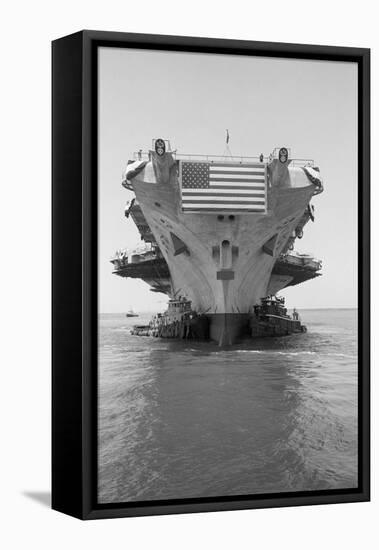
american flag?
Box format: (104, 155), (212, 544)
(180, 161), (267, 212)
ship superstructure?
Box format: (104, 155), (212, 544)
(112, 139), (323, 345)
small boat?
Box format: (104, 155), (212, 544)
(251, 296), (307, 337)
(130, 324), (150, 336)
(126, 308), (139, 318)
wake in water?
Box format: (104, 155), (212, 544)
(98, 309), (358, 503)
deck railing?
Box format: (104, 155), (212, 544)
(111, 242), (157, 262)
(132, 151), (314, 166)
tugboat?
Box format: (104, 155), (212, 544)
(250, 296), (306, 337)
(126, 308), (139, 318)
(131, 297), (209, 339)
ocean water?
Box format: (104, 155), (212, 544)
(98, 309), (358, 503)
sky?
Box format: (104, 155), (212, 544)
(98, 47), (357, 313)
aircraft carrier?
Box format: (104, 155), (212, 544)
(111, 139), (323, 345)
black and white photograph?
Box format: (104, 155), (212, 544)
(2, 0), (377, 542)
(98, 46), (360, 504)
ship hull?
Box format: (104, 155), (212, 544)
(127, 152), (319, 344)
(208, 313), (250, 346)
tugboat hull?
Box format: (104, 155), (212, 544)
(250, 315), (306, 337)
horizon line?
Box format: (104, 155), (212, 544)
(99, 306), (358, 315)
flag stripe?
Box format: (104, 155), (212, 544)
(183, 194), (265, 199)
(209, 177), (265, 184)
(210, 174), (264, 179)
(209, 170), (265, 176)
(182, 187), (265, 192)
(182, 190), (265, 197)
(209, 166), (265, 170)
(209, 163), (264, 169)
(183, 204), (266, 210)
(208, 183), (265, 189)
(183, 199), (265, 205)
(209, 164), (265, 172)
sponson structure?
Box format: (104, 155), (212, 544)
(111, 139), (323, 345)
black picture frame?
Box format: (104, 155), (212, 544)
(52, 30), (370, 520)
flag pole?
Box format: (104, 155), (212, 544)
(222, 129), (234, 159)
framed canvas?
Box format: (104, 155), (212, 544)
(52, 30), (370, 519)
